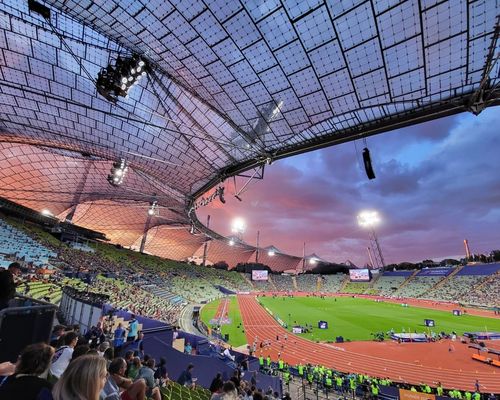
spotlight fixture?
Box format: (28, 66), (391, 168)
(148, 200), (158, 216)
(218, 186), (226, 204)
(41, 209), (53, 217)
(107, 159), (128, 186)
(228, 239), (235, 246)
(96, 55), (148, 103)
(190, 224), (195, 235)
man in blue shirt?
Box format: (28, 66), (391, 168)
(113, 323), (126, 356)
(127, 315), (139, 342)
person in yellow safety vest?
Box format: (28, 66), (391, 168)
(325, 376), (333, 389)
(424, 385), (431, 393)
(259, 355), (264, 367)
(349, 377), (356, 394)
(326, 369), (332, 378)
(307, 372), (314, 387)
(335, 376), (343, 392)
(472, 392), (480, 400)
(266, 356), (271, 366)
(283, 370), (291, 385)
(278, 359), (284, 370)
(449, 390), (456, 398)
(455, 389), (463, 399)
(436, 383), (444, 396)
(410, 386), (417, 392)
(298, 364), (304, 377)
(371, 383), (379, 398)
(465, 391), (472, 400)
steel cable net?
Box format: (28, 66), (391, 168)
(0, 0), (499, 268)
(131, 225), (206, 261)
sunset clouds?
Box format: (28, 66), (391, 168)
(198, 107), (500, 266)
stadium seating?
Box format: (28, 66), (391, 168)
(342, 282), (370, 294)
(161, 382), (211, 400)
(320, 274), (346, 293)
(272, 274), (294, 291)
(394, 276), (442, 298)
(0, 219), (57, 267)
(372, 272), (412, 296)
(295, 274), (318, 292)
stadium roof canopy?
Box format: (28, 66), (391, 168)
(0, 0), (499, 269)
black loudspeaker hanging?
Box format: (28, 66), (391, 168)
(362, 147), (376, 180)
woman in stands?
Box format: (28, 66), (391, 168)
(52, 354), (108, 400)
(0, 342), (54, 400)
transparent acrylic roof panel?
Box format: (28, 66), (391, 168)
(37, 0), (499, 153)
(1, 0), (498, 199)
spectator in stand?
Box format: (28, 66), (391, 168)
(0, 343), (54, 400)
(177, 364), (196, 388)
(101, 357), (146, 400)
(128, 332), (144, 359)
(127, 315), (139, 342)
(0, 269), (15, 310)
(154, 357), (168, 386)
(8, 262), (22, 277)
(113, 323), (126, 356)
(50, 331), (78, 379)
(212, 381), (238, 400)
(86, 321), (105, 347)
(229, 369), (241, 389)
(127, 357), (141, 380)
(52, 355), (108, 400)
(209, 372), (224, 394)
(50, 325), (66, 347)
(184, 342), (192, 354)
(71, 344), (90, 362)
(136, 358), (161, 400)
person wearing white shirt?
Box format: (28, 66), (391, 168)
(222, 347), (235, 362)
(50, 332), (78, 378)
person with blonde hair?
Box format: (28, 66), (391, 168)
(52, 354), (108, 400)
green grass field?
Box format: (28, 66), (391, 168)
(258, 296), (500, 342)
(200, 296), (247, 347)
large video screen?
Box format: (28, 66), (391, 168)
(349, 269), (371, 282)
(252, 270), (268, 281)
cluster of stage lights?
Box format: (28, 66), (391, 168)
(96, 56), (147, 103)
(148, 201), (158, 216)
(107, 159), (128, 187)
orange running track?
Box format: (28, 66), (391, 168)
(238, 295), (500, 393)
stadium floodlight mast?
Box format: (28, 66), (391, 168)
(231, 217), (246, 240)
(357, 210), (386, 269)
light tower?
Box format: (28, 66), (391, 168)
(231, 217), (246, 240)
(357, 210), (385, 269)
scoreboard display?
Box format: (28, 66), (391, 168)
(349, 268), (371, 282)
(252, 270), (268, 281)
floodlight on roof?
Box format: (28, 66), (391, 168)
(107, 158), (128, 187)
(229, 239), (235, 246)
(148, 200), (158, 216)
(309, 258), (318, 265)
(268, 250), (275, 257)
(96, 55), (147, 103)
(41, 209), (53, 217)
(231, 217), (246, 234)
(357, 210), (381, 228)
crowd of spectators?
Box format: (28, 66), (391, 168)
(259, 358), (495, 400)
(269, 275), (293, 292)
